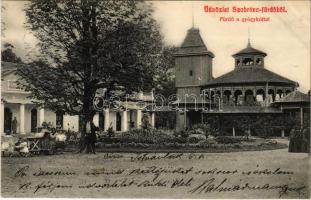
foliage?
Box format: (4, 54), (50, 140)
(215, 136), (241, 144)
(1, 43), (23, 63)
(289, 127), (310, 153)
(155, 112), (176, 129)
(188, 134), (206, 143)
(141, 113), (151, 130)
(18, 1), (164, 144)
(154, 46), (178, 98)
(107, 126), (115, 138)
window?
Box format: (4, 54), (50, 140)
(256, 57), (262, 65)
(236, 59), (241, 66)
(7, 80), (23, 91)
(242, 57), (254, 66)
(189, 70), (193, 76)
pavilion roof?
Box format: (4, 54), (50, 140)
(274, 90), (310, 103)
(204, 67), (298, 87)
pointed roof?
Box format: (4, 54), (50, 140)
(233, 42), (267, 57)
(205, 67), (298, 87)
(175, 28), (214, 57)
(275, 90), (310, 103)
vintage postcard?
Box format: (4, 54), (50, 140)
(1, 0), (310, 199)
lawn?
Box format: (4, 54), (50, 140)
(1, 139), (310, 198)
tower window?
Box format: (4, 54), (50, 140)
(236, 59), (241, 66)
(189, 70), (193, 76)
(242, 57), (254, 66)
(256, 58), (262, 65)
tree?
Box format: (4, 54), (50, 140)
(1, 43), (23, 63)
(153, 46), (177, 129)
(17, 0), (163, 153)
(154, 46), (177, 98)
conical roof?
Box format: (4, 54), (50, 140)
(233, 42), (267, 57)
(175, 28), (214, 57)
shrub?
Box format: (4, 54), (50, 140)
(188, 134), (206, 143)
(107, 126), (115, 138)
(215, 136), (241, 144)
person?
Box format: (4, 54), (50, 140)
(14, 138), (29, 157)
(12, 117), (17, 134)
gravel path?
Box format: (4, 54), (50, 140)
(1, 144), (310, 198)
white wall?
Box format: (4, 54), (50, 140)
(63, 115), (79, 132)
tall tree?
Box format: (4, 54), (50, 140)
(17, 0), (163, 152)
(1, 43), (23, 63)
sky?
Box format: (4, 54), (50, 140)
(1, 1), (310, 92)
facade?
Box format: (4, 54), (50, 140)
(1, 61), (155, 135)
(174, 27), (309, 134)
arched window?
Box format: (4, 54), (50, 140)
(256, 89), (265, 102)
(245, 90), (254, 105)
(234, 90), (243, 105)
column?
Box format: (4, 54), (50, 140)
(232, 127), (235, 137)
(20, 104), (25, 134)
(281, 129), (285, 138)
(151, 112), (155, 128)
(0, 102), (4, 133)
(136, 109), (142, 128)
(104, 109), (110, 131)
(121, 110), (128, 132)
(300, 107), (303, 128)
(93, 113), (99, 127)
(39, 108), (45, 127)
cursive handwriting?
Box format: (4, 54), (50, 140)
(188, 178), (305, 197)
(130, 153), (183, 162)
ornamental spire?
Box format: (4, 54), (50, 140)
(247, 27), (251, 47)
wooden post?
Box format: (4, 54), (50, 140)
(232, 127), (235, 137)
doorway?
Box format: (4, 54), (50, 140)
(116, 112), (121, 131)
(31, 108), (37, 132)
(4, 107), (12, 134)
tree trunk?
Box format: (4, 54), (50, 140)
(78, 114), (96, 154)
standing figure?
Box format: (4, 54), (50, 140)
(12, 117), (18, 134)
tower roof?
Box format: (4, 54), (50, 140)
(175, 28), (214, 57)
(233, 42), (267, 57)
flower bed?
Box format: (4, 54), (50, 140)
(94, 128), (287, 153)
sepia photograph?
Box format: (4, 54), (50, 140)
(1, 0), (310, 199)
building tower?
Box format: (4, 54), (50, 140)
(174, 28), (214, 129)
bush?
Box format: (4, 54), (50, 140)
(215, 136), (241, 144)
(107, 126), (115, 138)
(188, 134), (206, 143)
